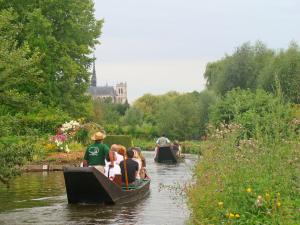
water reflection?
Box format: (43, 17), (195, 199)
(0, 152), (197, 225)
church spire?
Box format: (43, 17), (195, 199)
(91, 55), (97, 87)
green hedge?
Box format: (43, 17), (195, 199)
(0, 109), (71, 136)
(104, 135), (133, 149)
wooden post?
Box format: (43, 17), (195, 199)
(123, 155), (129, 190)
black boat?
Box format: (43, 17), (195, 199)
(154, 146), (183, 163)
(63, 167), (150, 204)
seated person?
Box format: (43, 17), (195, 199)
(133, 147), (146, 167)
(108, 144), (125, 165)
(104, 152), (121, 180)
(133, 147), (146, 179)
(120, 149), (139, 186)
(171, 140), (182, 156)
(132, 149), (142, 179)
(83, 131), (113, 173)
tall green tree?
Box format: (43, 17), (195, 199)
(0, 9), (42, 114)
(258, 42), (300, 103)
(0, 0), (102, 116)
(204, 41), (274, 95)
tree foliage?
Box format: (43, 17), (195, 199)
(0, 0), (102, 116)
(203, 41), (300, 104)
(205, 41), (274, 95)
(0, 0), (101, 183)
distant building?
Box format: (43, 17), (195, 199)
(88, 60), (127, 104)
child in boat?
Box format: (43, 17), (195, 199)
(104, 152), (121, 180)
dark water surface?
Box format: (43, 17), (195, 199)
(0, 152), (197, 225)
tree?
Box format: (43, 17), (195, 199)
(0, 0), (102, 116)
(258, 42), (300, 103)
(204, 41), (274, 95)
(0, 9), (42, 114)
(122, 107), (144, 127)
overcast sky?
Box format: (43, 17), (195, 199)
(93, 0), (300, 102)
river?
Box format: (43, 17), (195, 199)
(0, 152), (197, 225)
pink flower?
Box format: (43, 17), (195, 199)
(51, 134), (67, 142)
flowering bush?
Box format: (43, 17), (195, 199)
(49, 120), (81, 153)
(50, 133), (69, 152)
(61, 120), (80, 135)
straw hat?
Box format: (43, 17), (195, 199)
(91, 131), (106, 141)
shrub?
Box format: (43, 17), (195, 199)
(210, 89), (293, 142)
(0, 137), (36, 184)
(104, 135), (133, 149)
(181, 141), (202, 154)
(0, 108), (71, 136)
(188, 125), (300, 224)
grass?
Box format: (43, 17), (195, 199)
(187, 126), (300, 224)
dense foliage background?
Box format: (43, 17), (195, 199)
(0, 0), (101, 183)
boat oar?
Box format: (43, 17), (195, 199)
(123, 156), (129, 190)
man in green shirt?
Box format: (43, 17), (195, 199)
(83, 131), (112, 173)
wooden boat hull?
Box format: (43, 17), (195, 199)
(63, 167), (150, 204)
(154, 146), (182, 163)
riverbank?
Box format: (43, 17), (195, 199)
(22, 151), (83, 172)
(22, 139), (201, 172)
(187, 128), (300, 224)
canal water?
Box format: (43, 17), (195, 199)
(0, 152), (197, 225)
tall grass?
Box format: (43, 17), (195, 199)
(188, 128), (299, 224)
(187, 90), (300, 224)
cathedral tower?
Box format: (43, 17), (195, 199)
(115, 82), (127, 103)
(91, 57), (97, 87)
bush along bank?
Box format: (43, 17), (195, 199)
(187, 90), (300, 224)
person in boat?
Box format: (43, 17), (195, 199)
(82, 131), (113, 173)
(171, 140), (182, 156)
(154, 134), (171, 158)
(156, 134), (171, 147)
(133, 147), (146, 179)
(108, 144), (125, 165)
(104, 152), (121, 180)
(120, 149), (140, 186)
(132, 149), (142, 179)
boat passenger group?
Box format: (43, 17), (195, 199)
(82, 131), (146, 187)
(82, 132), (181, 187)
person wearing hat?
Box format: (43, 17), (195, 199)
(83, 131), (113, 173)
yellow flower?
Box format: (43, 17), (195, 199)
(265, 193), (270, 201)
(218, 202), (224, 207)
(277, 202), (281, 207)
(246, 188), (252, 193)
(277, 193), (281, 197)
(235, 214), (240, 218)
(229, 213), (235, 219)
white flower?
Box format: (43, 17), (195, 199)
(65, 145), (70, 153)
